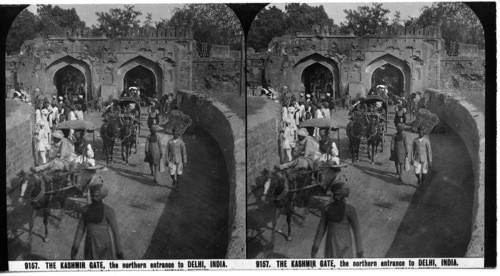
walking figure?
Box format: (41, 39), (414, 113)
(311, 182), (363, 258)
(411, 126), (432, 190)
(166, 129), (187, 191)
(71, 178), (124, 260)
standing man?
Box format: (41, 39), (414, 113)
(166, 129), (187, 192)
(411, 126), (432, 190)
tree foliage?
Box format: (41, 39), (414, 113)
(247, 5), (286, 52)
(283, 3), (334, 34)
(7, 5), (86, 55)
(248, 3), (333, 52)
(405, 2), (484, 49)
(92, 5), (142, 38)
(391, 11), (402, 26)
(36, 5), (86, 37)
(6, 9), (38, 55)
(341, 3), (390, 36)
(167, 4), (242, 49)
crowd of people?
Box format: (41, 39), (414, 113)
(264, 83), (433, 258)
(27, 87), (96, 171)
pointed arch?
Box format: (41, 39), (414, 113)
(45, 55), (92, 98)
(117, 55), (163, 98)
(365, 54), (411, 96)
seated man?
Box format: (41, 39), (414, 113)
(31, 129), (77, 173)
(73, 129), (96, 166)
(317, 128), (340, 166)
(276, 128), (321, 171)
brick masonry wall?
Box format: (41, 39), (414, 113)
(6, 100), (35, 191)
(246, 100), (282, 203)
(424, 89), (485, 257)
(177, 90), (246, 258)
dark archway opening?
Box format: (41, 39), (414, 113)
(371, 64), (405, 96)
(54, 65), (85, 100)
(301, 63), (336, 99)
(124, 65), (156, 98)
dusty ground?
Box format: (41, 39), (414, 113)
(7, 108), (230, 260)
(247, 106), (474, 258)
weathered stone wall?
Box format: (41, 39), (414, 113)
(177, 90), (246, 258)
(246, 98), (281, 196)
(5, 100), (35, 192)
(247, 25), (443, 100)
(192, 59), (241, 94)
(440, 56), (485, 95)
(13, 30), (194, 101)
(424, 89), (485, 257)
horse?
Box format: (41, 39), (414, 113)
(366, 117), (383, 164)
(120, 118), (136, 165)
(18, 171), (82, 245)
(346, 116), (366, 163)
(259, 166), (343, 248)
(261, 170), (308, 247)
(100, 116), (122, 164)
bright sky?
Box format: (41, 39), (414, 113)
(271, 2), (434, 24)
(22, 1), (435, 27)
(25, 4), (184, 27)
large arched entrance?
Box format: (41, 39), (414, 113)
(53, 65), (86, 100)
(123, 65), (156, 98)
(117, 56), (163, 99)
(371, 63), (405, 96)
(293, 53), (340, 100)
(365, 54), (411, 97)
(301, 63), (334, 98)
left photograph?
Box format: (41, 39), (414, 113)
(5, 4), (245, 260)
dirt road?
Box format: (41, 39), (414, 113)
(8, 108), (229, 260)
(247, 107), (474, 258)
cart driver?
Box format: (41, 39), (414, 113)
(317, 128), (340, 166)
(275, 128), (321, 171)
(74, 129), (96, 166)
(31, 129), (78, 173)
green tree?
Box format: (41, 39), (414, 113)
(341, 3), (390, 36)
(92, 5), (142, 38)
(247, 5), (286, 52)
(6, 9), (38, 55)
(407, 2), (484, 49)
(169, 4), (242, 49)
(36, 5), (86, 36)
(283, 3), (334, 34)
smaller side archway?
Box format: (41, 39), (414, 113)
(53, 65), (86, 99)
(45, 56), (92, 99)
(293, 53), (340, 99)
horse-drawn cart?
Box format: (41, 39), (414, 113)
(17, 164), (105, 245)
(118, 97), (141, 135)
(256, 161), (349, 245)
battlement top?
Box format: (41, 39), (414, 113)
(49, 25), (193, 40)
(297, 24), (442, 39)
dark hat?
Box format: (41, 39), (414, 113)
(89, 178), (108, 200)
(330, 181), (350, 198)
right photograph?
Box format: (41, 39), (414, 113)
(246, 2), (485, 259)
